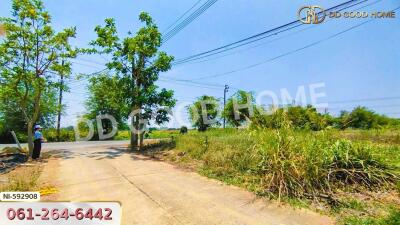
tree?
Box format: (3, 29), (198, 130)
(222, 90), (255, 128)
(188, 96), (220, 132)
(88, 13), (175, 150)
(86, 72), (128, 132)
(0, 0), (77, 155)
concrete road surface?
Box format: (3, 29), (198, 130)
(0, 140), (129, 151)
(39, 142), (333, 225)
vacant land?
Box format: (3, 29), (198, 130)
(144, 128), (400, 225)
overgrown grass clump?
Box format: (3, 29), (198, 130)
(0, 167), (41, 192)
(174, 128), (399, 200)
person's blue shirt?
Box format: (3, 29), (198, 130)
(34, 130), (43, 140)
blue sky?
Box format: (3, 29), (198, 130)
(1, 0), (399, 127)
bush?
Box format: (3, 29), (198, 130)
(179, 126), (188, 134)
(249, 105), (400, 131)
(250, 105), (329, 131)
(114, 130), (130, 140)
(43, 128), (75, 142)
(337, 107), (399, 130)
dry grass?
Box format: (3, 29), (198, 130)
(0, 165), (41, 192)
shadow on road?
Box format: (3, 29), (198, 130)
(44, 140), (175, 163)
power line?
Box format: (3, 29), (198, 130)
(328, 96), (400, 104)
(76, 57), (107, 66)
(172, 0), (382, 66)
(187, 16), (386, 81)
(173, 26), (315, 67)
(70, 60), (104, 70)
(328, 104), (400, 111)
(162, 0), (203, 33)
(162, 0), (218, 43)
(158, 78), (221, 90)
(172, 0), (368, 65)
(162, 77), (224, 88)
(163, 0), (217, 41)
(260, 97), (400, 108)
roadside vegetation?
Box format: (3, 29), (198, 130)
(141, 104), (400, 225)
(0, 166), (41, 192)
(148, 127), (399, 224)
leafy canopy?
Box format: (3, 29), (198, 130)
(223, 90), (256, 128)
(188, 95), (220, 132)
(88, 12), (175, 121)
(0, 0), (78, 151)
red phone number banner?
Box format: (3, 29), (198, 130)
(0, 202), (121, 225)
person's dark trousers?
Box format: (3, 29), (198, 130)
(32, 139), (42, 159)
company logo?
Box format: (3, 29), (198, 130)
(298, 6), (326, 24)
(298, 6), (396, 24)
(0, 24), (5, 36)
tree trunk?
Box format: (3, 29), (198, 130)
(139, 132), (144, 149)
(137, 104), (143, 151)
(130, 131), (138, 151)
(56, 61), (65, 142)
(27, 121), (34, 158)
(130, 114), (139, 151)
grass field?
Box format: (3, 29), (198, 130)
(145, 128), (400, 225)
(114, 129), (180, 140)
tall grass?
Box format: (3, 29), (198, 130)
(174, 128), (399, 200)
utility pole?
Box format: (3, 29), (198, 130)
(223, 84), (229, 129)
(56, 60), (65, 142)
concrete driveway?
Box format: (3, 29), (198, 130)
(38, 141), (333, 225)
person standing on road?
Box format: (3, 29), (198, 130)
(32, 125), (45, 160)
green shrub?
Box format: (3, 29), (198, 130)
(250, 105), (329, 131)
(179, 126), (188, 134)
(43, 128), (75, 142)
(337, 107), (399, 130)
(114, 130), (130, 140)
(249, 105), (400, 131)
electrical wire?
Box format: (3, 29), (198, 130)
(158, 78), (221, 90)
(173, 0), (368, 65)
(188, 15), (392, 81)
(162, 0), (218, 43)
(328, 96), (400, 104)
(172, 0), (382, 66)
(162, 0), (203, 33)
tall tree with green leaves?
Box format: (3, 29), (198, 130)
(88, 12), (175, 150)
(188, 95), (220, 131)
(0, 0), (77, 155)
(222, 90), (256, 128)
